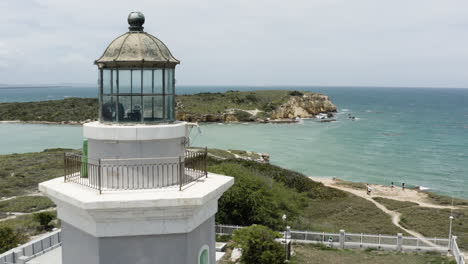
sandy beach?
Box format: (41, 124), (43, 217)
(309, 176), (459, 209)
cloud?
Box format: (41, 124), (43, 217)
(0, 0), (467, 87)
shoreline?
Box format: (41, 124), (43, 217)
(309, 176), (468, 208)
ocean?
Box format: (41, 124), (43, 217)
(0, 86), (467, 199)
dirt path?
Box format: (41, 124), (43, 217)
(0, 192), (44, 202)
(309, 177), (451, 250)
(311, 177), (461, 210)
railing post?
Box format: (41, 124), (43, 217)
(339, 230), (345, 249)
(396, 233), (403, 251)
(179, 156), (183, 191)
(98, 159), (102, 195)
(204, 147), (208, 178)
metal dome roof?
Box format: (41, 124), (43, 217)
(95, 12), (180, 68)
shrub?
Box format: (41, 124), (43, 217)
(33, 212), (55, 231)
(233, 110), (252, 122)
(0, 226), (27, 254)
(289, 91), (304, 96)
(209, 161), (307, 230)
(232, 225), (285, 264)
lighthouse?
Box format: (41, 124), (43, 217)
(39, 12), (233, 264)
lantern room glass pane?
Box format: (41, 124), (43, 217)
(119, 70), (131, 94)
(143, 95), (163, 121)
(119, 96), (142, 122)
(154, 69), (163, 94)
(102, 96), (116, 122)
(102, 70), (111, 95)
(165, 69), (174, 94)
(112, 70), (117, 94)
(165, 95), (175, 121)
(143, 70), (153, 94)
(132, 70), (142, 94)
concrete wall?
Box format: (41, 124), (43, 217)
(61, 216), (215, 264)
(87, 138), (185, 161)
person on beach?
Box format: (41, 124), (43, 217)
(402, 182), (405, 191)
(391, 182), (394, 189)
(366, 184), (372, 195)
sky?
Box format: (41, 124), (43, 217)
(1, 0), (468, 88)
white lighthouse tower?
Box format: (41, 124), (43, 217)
(39, 12), (233, 264)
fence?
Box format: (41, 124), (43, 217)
(64, 148), (208, 193)
(452, 236), (466, 264)
(215, 225), (464, 263)
(0, 230), (61, 264)
(1, 226), (464, 264)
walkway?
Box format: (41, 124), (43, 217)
(310, 177), (467, 260)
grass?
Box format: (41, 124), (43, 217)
(289, 244), (456, 264)
(334, 178), (367, 190)
(425, 192), (468, 207)
(398, 207), (468, 250)
(0, 196), (55, 214)
(0, 211), (58, 237)
(177, 90), (292, 117)
(372, 197), (418, 211)
(0, 148), (76, 197)
(292, 193), (404, 235)
(0, 97), (97, 122)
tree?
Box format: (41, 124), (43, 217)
(232, 225), (286, 264)
(33, 212), (55, 231)
(0, 226), (27, 254)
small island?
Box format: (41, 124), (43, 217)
(0, 90), (337, 124)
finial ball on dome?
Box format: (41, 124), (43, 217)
(128, 12), (145, 31)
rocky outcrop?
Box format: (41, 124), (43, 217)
(176, 91), (337, 123)
(270, 93), (337, 119)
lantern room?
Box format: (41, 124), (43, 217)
(95, 12), (180, 123)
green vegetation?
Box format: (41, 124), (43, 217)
(0, 97), (97, 122)
(209, 160), (309, 229)
(0, 148), (75, 197)
(334, 178), (367, 190)
(294, 193), (404, 235)
(0, 226), (27, 254)
(425, 192), (468, 207)
(290, 244), (456, 264)
(33, 211), (55, 231)
(372, 197), (418, 211)
(398, 207), (468, 250)
(0, 196), (55, 214)
(0, 212), (58, 247)
(208, 157), (403, 235)
(177, 90), (292, 118)
(0, 90), (314, 123)
(232, 225), (285, 264)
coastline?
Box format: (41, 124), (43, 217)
(309, 176), (468, 207)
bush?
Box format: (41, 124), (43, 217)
(232, 225), (285, 264)
(33, 212), (54, 231)
(289, 91), (304, 96)
(233, 110), (253, 122)
(209, 161), (307, 230)
(0, 226), (27, 254)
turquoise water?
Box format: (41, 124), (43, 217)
(0, 86), (467, 198)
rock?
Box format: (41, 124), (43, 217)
(229, 248), (242, 262)
(271, 93), (337, 120)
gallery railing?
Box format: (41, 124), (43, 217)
(64, 148), (208, 193)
